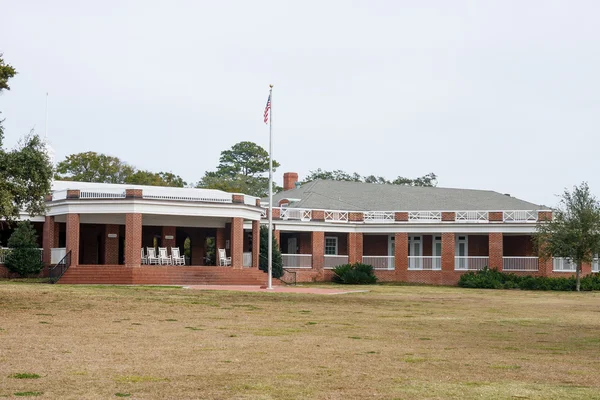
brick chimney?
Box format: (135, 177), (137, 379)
(283, 172), (298, 191)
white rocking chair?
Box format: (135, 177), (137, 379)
(218, 248), (231, 266)
(171, 247), (185, 266)
(158, 247), (172, 265)
(146, 247), (160, 265)
(141, 248), (148, 265)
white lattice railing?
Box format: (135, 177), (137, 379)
(0, 248), (43, 264)
(324, 210), (348, 223)
(281, 208), (312, 221)
(408, 211), (442, 222)
(503, 211), (538, 222)
(455, 256), (489, 271)
(553, 257), (576, 272)
(456, 211), (489, 222)
(143, 194), (231, 203)
(324, 255), (349, 269)
(362, 256), (395, 270)
(363, 211), (394, 223)
(408, 256), (441, 270)
(593, 259), (599, 273)
(243, 252), (252, 267)
(282, 254), (312, 268)
(80, 191), (126, 199)
(51, 190), (68, 201)
(503, 257), (538, 271)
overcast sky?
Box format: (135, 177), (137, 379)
(1, 1), (598, 207)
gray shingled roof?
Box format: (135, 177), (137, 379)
(266, 180), (541, 211)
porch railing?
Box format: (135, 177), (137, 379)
(51, 248), (67, 264)
(362, 256), (395, 270)
(0, 247), (43, 264)
(456, 211), (489, 222)
(49, 250), (72, 283)
(324, 255), (349, 269)
(502, 257), (539, 271)
(593, 259), (599, 273)
(243, 252), (252, 267)
(80, 191), (126, 199)
(408, 256), (441, 270)
(281, 208), (312, 221)
(503, 210), (538, 222)
(363, 211), (394, 223)
(553, 257), (576, 272)
(281, 254), (312, 268)
(408, 211), (442, 222)
(454, 256), (489, 271)
(324, 210), (348, 223)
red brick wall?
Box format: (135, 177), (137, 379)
(125, 213), (142, 266)
(105, 224), (120, 265)
(162, 226), (176, 250)
(66, 213), (80, 267)
(125, 189), (143, 198)
(538, 211), (552, 221)
(349, 212), (364, 222)
(442, 212), (455, 222)
(441, 233), (455, 272)
(216, 228), (226, 255)
(312, 210), (324, 221)
(348, 232), (363, 263)
(468, 235), (489, 256)
(489, 232), (503, 269)
(311, 231), (325, 271)
(230, 217), (244, 269)
(489, 212), (503, 222)
(395, 212), (408, 222)
(363, 235), (388, 256)
(283, 172), (298, 191)
(394, 233), (409, 275)
(232, 194), (244, 204)
(42, 216), (55, 265)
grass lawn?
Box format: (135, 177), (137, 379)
(0, 282), (599, 399)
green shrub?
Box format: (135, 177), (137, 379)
(332, 263), (377, 284)
(259, 225), (283, 278)
(4, 221), (43, 276)
(458, 267), (600, 291)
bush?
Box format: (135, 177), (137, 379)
(4, 221), (44, 276)
(258, 225), (283, 278)
(458, 267), (600, 291)
(332, 263), (377, 284)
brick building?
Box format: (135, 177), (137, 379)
(263, 172), (599, 285)
(0, 175), (598, 285)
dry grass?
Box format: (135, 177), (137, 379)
(0, 282), (599, 399)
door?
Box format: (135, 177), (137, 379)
(408, 236), (422, 269)
(455, 235), (468, 269)
(287, 237), (297, 254)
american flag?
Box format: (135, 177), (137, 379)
(264, 94), (271, 124)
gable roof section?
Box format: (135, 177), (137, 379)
(267, 180), (541, 211)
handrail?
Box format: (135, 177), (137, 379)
(48, 250), (72, 283)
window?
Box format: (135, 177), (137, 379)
(325, 237), (338, 255)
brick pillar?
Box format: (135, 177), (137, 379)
(66, 213), (80, 267)
(162, 226), (176, 250)
(230, 217), (244, 269)
(488, 233), (503, 270)
(312, 231), (325, 272)
(348, 232), (363, 264)
(42, 216), (55, 266)
(394, 232), (409, 277)
(441, 233), (455, 272)
(104, 224), (119, 265)
(581, 261), (592, 276)
(273, 229), (281, 248)
(537, 243), (553, 276)
(125, 213), (142, 267)
(252, 220), (260, 268)
(216, 228), (226, 254)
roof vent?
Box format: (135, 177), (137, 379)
(294, 181), (301, 188)
(504, 193), (511, 197)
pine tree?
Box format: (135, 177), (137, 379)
(259, 225), (283, 278)
(5, 221), (44, 276)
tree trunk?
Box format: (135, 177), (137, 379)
(576, 263), (581, 292)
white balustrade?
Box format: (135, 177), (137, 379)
(553, 257), (577, 272)
(142, 186), (232, 203)
(80, 191), (126, 199)
(281, 208), (312, 221)
(456, 211), (489, 222)
(243, 252), (252, 267)
(363, 211), (394, 223)
(362, 256), (395, 270)
(51, 248), (67, 264)
(454, 256), (489, 271)
(408, 256), (441, 270)
(408, 211), (442, 222)
(324, 255), (349, 269)
(282, 254), (312, 268)
(502, 257), (539, 271)
(324, 210), (348, 222)
(52, 190), (68, 201)
(503, 210), (538, 222)
(593, 259), (599, 273)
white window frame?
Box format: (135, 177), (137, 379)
(325, 236), (338, 255)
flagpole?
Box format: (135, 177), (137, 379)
(267, 84), (274, 290)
